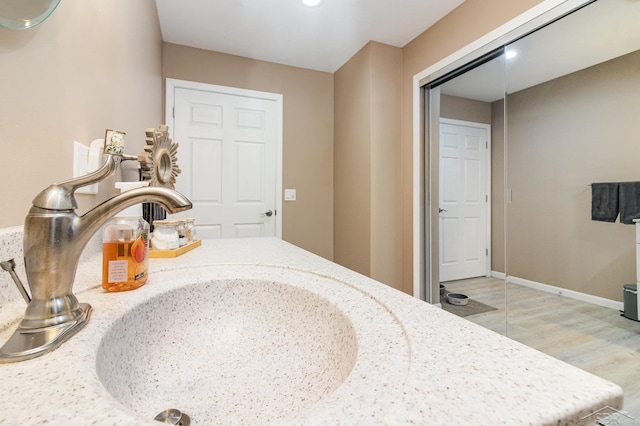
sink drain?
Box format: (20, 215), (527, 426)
(154, 408), (191, 426)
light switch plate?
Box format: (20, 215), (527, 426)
(284, 189), (296, 201)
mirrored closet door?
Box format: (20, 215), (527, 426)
(503, 1), (640, 416)
(425, 0), (640, 416)
(428, 50), (507, 335)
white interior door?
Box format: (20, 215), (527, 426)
(439, 119), (490, 282)
(167, 80), (282, 239)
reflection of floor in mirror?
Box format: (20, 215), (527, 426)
(443, 276), (640, 421)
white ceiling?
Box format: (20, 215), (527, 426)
(441, 0), (640, 102)
(155, 0), (640, 99)
(155, 0), (465, 73)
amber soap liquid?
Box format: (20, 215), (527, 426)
(102, 240), (148, 292)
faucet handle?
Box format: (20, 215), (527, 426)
(0, 259), (30, 304)
(31, 154), (134, 210)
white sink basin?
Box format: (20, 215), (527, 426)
(95, 266), (410, 424)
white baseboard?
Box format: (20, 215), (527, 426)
(490, 271), (623, 311)
(491, 271), (506, 280)
(433, 303), (442, 309)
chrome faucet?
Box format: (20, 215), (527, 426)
(0, 154), (192, 362)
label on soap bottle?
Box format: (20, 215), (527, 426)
(107, 259), (128, 283)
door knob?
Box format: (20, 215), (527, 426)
(262, 210), (273, 217)
(439, 208), (448, 213)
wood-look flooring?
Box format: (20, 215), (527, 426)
(443, 277), (640, 420)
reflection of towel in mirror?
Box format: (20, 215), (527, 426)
(591, 182), (619, 222)
(619, 182), (640, 224)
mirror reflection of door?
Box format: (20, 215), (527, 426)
(439, 119), (490, 283)
(167, 79), (282, 239)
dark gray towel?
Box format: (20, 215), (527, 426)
(591, 182), (619, 222)
(619, 182), (640, 224)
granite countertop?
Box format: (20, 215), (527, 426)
(0, 236), (624, 425)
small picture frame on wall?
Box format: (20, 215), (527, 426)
(104, 129), (126, 155)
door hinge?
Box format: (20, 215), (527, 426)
(486, 140), (488, 149)
(172, 106), (175, 118)
(486, 194), (488, 202)
(486, 248), (489, 256)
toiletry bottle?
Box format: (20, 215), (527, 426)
(102, 182), (150, 292)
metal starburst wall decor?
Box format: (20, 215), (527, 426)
(138, 125), (182, 189)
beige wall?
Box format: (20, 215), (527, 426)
(334, 44), (372, 276)
(0, 0), (163, 227)
(400, 0), (545, 295)
(162, 43), (334, 260)
(370, 43), (403, 287)
(504, 50), (640, 301)
(334, 42), (402, 288)
(441, 95), (492, 124)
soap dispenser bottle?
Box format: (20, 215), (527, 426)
(102, 182), (150, 292)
